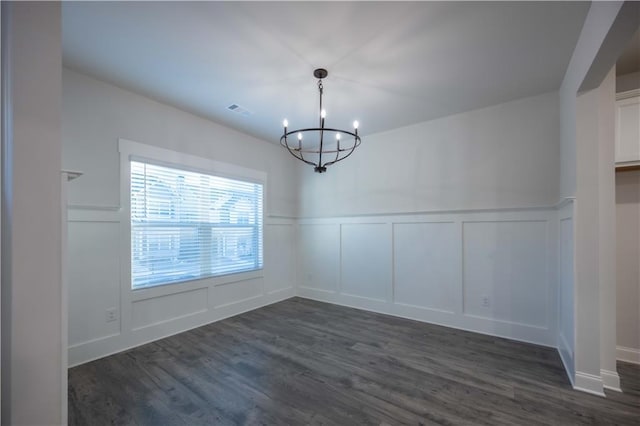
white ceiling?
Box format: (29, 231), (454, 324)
(617, 28), (640, 76)
(62, 1), (590, 143)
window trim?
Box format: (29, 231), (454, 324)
(118, 138), (267, 298)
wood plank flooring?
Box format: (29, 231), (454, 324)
(69, 298), (640, 425)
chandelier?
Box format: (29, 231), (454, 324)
(280, 68), (361, 173)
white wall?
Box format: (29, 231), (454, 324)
(296, 92), (561, 348)
(616, 170), (640, 364)
(63, 68), (298, 217)
(299, 92), (560, 217)
(557, 0), (632, 395)
(1, 2), (64, 424)
(571, 67), (618, 394)
(560, 1), (625, 200)
(574, 85), (604, 395)
(596, 68), (618, 391)
(63, 68), (298, 366)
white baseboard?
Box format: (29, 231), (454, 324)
(574, 371), (605, 397)
(297, 289), (556, 348)
(601, 369), (621, 392)
(617, 346), (640, 365)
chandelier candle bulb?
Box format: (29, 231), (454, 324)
(279, 68), (362, 173)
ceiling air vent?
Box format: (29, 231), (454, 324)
(227, 103), (252, 117)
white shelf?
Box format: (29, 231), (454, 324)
(61, 169), (83, 181)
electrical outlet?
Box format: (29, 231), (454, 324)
(105, 307), (118, 323)
(481, 296), (491, 308)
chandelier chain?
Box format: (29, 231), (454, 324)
(318, 79), (324, 128)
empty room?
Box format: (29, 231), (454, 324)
(2, 1), (640, 425)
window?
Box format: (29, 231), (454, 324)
(130, 160), (263, 289)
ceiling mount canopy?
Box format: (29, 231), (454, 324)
(280, 68), (361, 173)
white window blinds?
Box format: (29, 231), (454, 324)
(130, 160), (263, 289)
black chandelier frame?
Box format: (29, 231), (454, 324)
(280, 68), (361, 173)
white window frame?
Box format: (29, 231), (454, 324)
(118, 138), (267, 300)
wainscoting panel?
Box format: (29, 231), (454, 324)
(69, 204), (559, 366)
(68, 221), (121, 346)
(68, 210), (296, 367)
(340, 223), (391, 302)
(297, 209), (557, 347)
(213, 278), (263, 309)
(264, 223), (296, 295)
(298, 224), (340, 293)
(393, 222), (459, 313)
(132, 287), (208, 330)
(462, 220), (549, 328)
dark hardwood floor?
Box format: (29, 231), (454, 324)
(69, 298), (640, 425)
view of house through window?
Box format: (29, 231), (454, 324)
(130, 160), (263, 289)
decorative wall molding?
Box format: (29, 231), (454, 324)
(67, 214), (297, 366)
(67, 204), (120, 211)
(131, 287), (209, 330)
(297, 208), (558, 348)
(616, 88), (640, 101)
(67, 332), (121, 351)
(266, 214), (298, 221)
(67, 201), (573, 224)
(297, 286), (336, 295)
(296, 198), (578, 222)
(69, 286), (294, 367)
(67, 195), (602, 393)
(267, 286), (295, 297)
(297, 204), (561, 221)
(67, 204), (291, 225)
(212, 293), (263, 311)
(393, 301), (455, 315)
